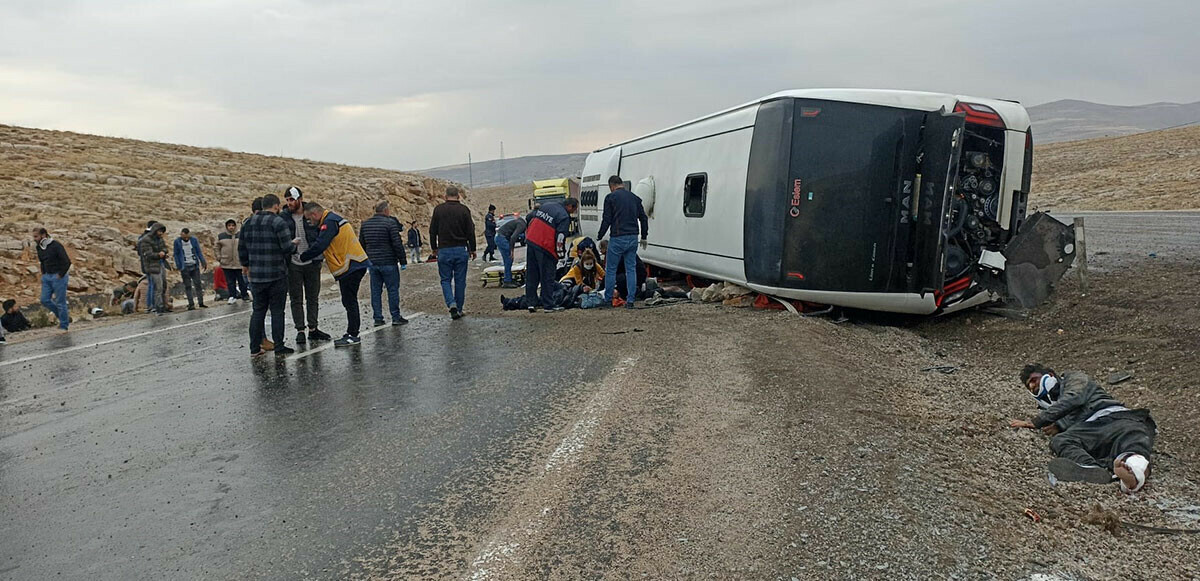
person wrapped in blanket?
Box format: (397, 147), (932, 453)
(501, 247), (605, 311)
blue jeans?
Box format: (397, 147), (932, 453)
(40, 273), (70, 329)
(496, 236), (514, 282)
(437, 246), (469, 310)
(369, 263), (402, 323)
(604, 235), (639, 305)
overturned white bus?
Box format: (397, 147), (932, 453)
(577, 89), (1075, 315)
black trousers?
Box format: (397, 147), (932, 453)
(337, 268), (367, 338)
(524, 246), (558, 308)
(483, 235), (497, 260)
(288, 261), (322, 331)
(249, 278), (288, 352)
(180, 265), (205, 306)
(1050, 410), (1156, 470)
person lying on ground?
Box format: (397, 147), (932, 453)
(111, 282), (138, 314)
(2, 299), (32, 332)
(1009, 363), (1155, 493)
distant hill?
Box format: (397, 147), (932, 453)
(1030, 123), (1200, 211)
(417, 153), (588, 188)
(1027, 99), (1200, 143)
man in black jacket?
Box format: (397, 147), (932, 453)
(1010, 364), (1156, 493)
(483, 204), (497, 262)
(32, 227), (72, 330)
(429, 186), (476, 319)
(281, 186), (330, 345)
(359, 200), (410, 327)
(597, 175), (648, 309)
(406, 221), (422, 263)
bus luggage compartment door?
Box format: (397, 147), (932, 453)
(999, 212), (1076, 308)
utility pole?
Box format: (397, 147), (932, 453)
(500, 141), (506, 186)
(468, 153), (474, 189)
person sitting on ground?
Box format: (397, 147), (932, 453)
(212, 266), (229, 301)
(1009, 364), (1156, 493)
(3, 299), (32, 333)
(134, 276), (149, 313)
(111, 281), (138, 314)
(561, 248), (604, 293)
(299, 201), (372, 347)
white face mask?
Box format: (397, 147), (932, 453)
(583, 261), (595, 270)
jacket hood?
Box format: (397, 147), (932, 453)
(149, 222), (166, 234)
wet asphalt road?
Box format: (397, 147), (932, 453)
(0, 300), (611, 579)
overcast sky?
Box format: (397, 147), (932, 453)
(1, 0), (1197, 170)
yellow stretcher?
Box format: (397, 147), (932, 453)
(480, 263), (526, 287)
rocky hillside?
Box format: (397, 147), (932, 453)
(1030, 124), (1200, 211)
(0, 124), (479, 305)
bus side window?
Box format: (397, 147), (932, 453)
(684, 173), (707, 217)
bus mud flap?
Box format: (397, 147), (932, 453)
(1001, 212), (1076, 308)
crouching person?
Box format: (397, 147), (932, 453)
(1009, 364), (1155, 493)
(299, 202), (371, 347)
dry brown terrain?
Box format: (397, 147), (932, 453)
(1031, 124), (1200, 211)
(0, 124), (483, 309)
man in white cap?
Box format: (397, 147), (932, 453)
(1009, 364), (1156, 493)
(281, 186), (332, 345)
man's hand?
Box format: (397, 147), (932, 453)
(583, 285), (592, 293)
(292, 238), (301, 246)
(1041, 424), (1061, 436)
(1009, 419), (1035, 429)
(639, 238), (648, 250)
(158, 251), (166, 258)
(470, 252), (477, 260)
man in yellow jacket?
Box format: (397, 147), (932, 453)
(300, 202), (372, 347)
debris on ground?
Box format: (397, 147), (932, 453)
(921, 365), (959, 374)
(1108, 370), (1134, 385)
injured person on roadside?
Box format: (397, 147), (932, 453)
(1009, 363), (1156, 493)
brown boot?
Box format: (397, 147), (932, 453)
(261, 338), (275, 351)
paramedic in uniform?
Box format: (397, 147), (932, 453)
(524, 198), (579, 312)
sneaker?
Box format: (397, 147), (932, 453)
(625, 303), (636, 310)
(374, 320), (386, 327)
(392, 317), (409, 326)
(0, 336), (7, 345)
(500, 281), (520, 288)
(527, 306), (537, 313)
(547, 306), (564, 312)
(274, 345), (295, 356)
(1048, 458), (1115, 484)
(308, 329), (332, 341)
(296, 331), (306, 344)
(242, 297), (251, 302)
(228, 297), (237, 305)
(250, 349), (265, 358)
(261, 338), (275, 351)
(188, 305), (195, 311)
(334, 335), (362, 347)
(449, 307), (462, 320)
(199, 303), (208, 309)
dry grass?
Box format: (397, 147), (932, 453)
(1031, 124), (1200, 211)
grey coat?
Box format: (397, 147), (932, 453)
(1033, 371), (1124, 432)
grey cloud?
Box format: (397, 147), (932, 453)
(0, 0), (1196, 169)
